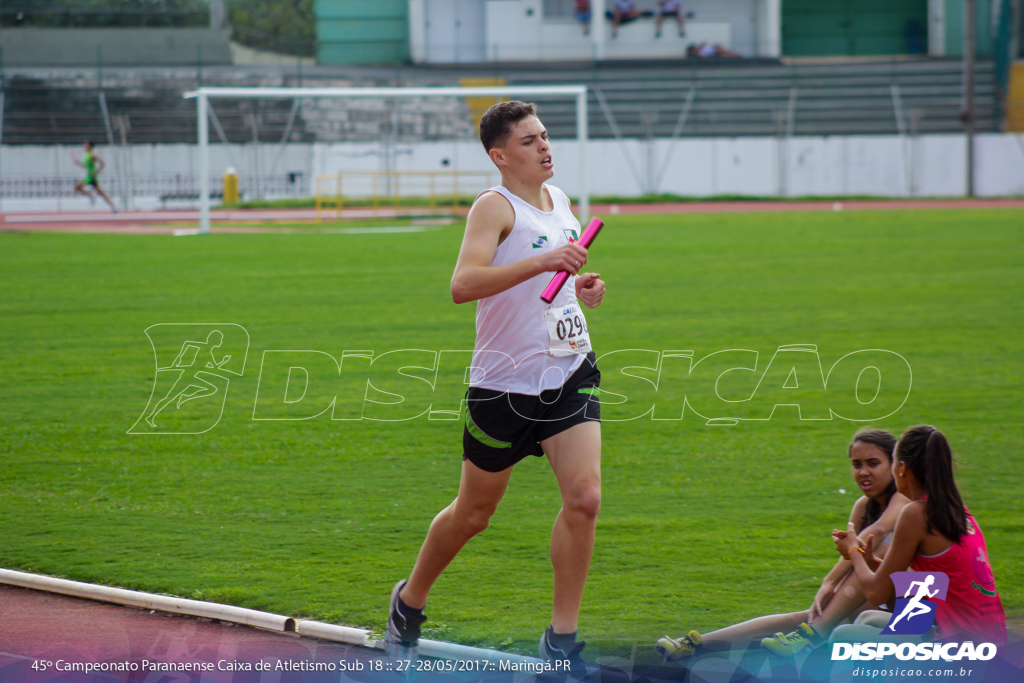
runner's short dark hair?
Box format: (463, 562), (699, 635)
(479, 101), (537, 151)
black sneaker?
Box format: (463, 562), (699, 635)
(385, 579), (426, 660)
(539, 627), (597, 681)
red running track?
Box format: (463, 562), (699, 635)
(0, 584), (378, 683)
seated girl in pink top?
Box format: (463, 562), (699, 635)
(833, 425), (1006, 643)
(657, 429), (911, 660)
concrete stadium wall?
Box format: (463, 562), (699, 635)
(2, 134), (1022, 212)
(225, 134), (1024, 198)
(0, 29), (234, 67)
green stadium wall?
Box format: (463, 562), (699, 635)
(782, 0), (929, 56)
(316, 0), (410, 65)
(940, 0), (994, 58)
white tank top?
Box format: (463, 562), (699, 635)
(470, 184), (588, 395)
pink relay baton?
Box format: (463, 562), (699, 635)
(540, 217), (604, 303)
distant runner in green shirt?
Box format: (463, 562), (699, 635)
(74, 141), (117, 213)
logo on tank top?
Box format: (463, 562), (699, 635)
(563, 228), (579, 243)
(882, 571), (949, 635)
(532, 236), (548, 248)
(970, 547), (999, 597)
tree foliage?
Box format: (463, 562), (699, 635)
(228, 0), (315, 56)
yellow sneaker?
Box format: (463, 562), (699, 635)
(656, 630), (704, 660)
(761, 622), (819, 657)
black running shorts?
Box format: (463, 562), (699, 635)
(462, 352), (601, 473)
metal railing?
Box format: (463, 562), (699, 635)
(0, 173), (309, 199)
(315, 171), (498, 219)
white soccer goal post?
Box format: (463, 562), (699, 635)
(183, 85), (590, 234)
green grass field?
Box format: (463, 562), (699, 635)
(1, 208), (1021, 658)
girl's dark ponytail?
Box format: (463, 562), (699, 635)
(897, 425), (967, 542)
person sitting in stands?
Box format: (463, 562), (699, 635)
(575, 1), (591, 36)
(610, 0), (643, 38)
(655, 0), (691, 38)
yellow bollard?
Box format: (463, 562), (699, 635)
(222, 167), (239, 205)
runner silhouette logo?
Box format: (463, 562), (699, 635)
(883, 571), (949, 636)
(129, 324), (249, 435)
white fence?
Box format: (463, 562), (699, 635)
(2, 133), (1023, 212)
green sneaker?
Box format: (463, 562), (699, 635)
(761, 622), (820, 657)
(656, 630), (704, 661)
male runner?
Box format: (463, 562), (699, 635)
(386, 101), (606, 674)
(74, 141), (117, 213)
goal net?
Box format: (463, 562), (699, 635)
(184, 85), (591, 234)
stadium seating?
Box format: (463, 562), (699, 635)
(2, 71), (311, 145)
(0, 59), (1000, 146)
(491, 59), (1001, 139)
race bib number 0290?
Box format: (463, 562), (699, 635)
(544, 303), (592, 357)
